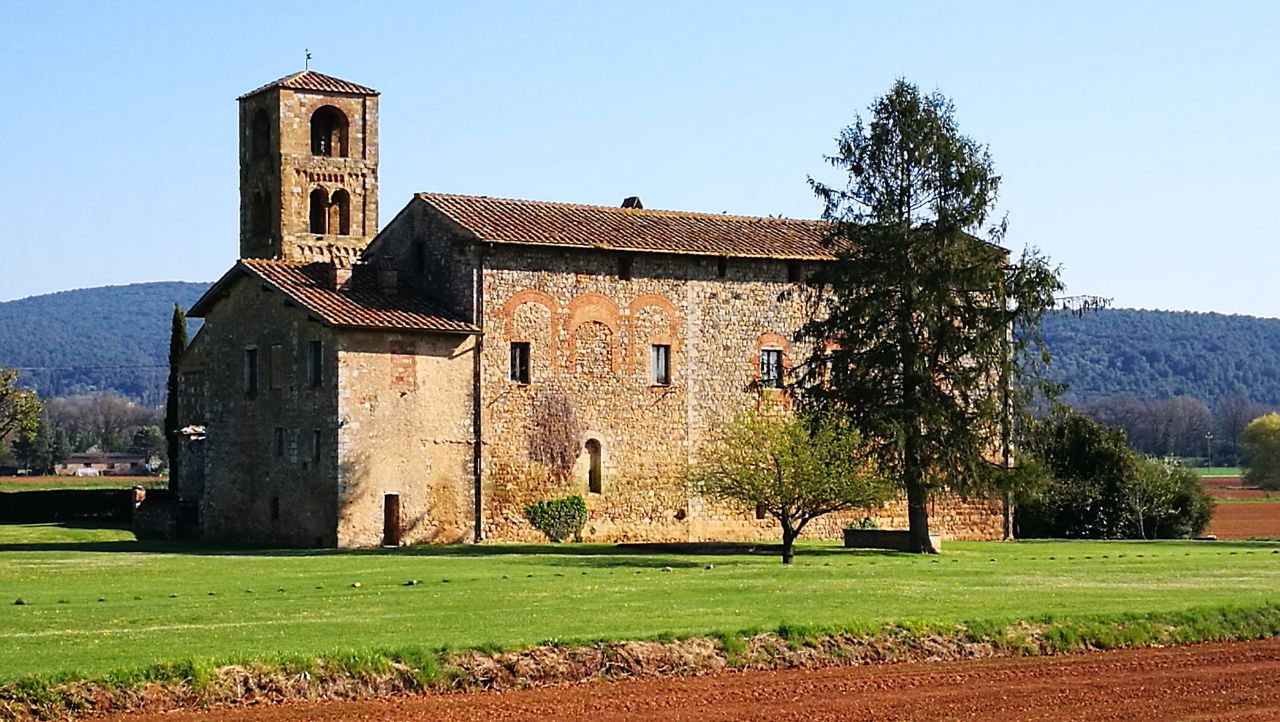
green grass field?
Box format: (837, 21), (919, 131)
(1, 523), (1278, 681)
(1192, 467), (1244, 477)
(0, 477), (166, 493)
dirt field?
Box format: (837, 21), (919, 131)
(1201, 476), (1243, 488)
(100, 639), (1280, 722)
(1207, 501), (1280, 539)
(1207, 488), (1277, 500)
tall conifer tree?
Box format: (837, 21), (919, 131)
(800, 80), (1063, 552)
(166, 304), (188, 491)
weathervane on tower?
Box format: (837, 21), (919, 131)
(305, 49), (311, 70)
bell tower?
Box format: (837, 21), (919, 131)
(237, 71), (379, 262)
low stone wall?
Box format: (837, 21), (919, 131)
(842, 528), (942, 552)
(131, 490), (199, 540)
(0, 489), (138, 523)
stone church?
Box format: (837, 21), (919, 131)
(174, 70), (1001, 547)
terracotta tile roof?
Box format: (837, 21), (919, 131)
(189, 259), (476, 334)
(417, 193), (836, 260)
(238, 71), (379, 100)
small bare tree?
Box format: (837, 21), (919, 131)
(528, 386), (582, 481)
(688, 410), (890, 564)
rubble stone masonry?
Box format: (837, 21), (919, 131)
(179, 274), (478, 548)
(473, 245), (1001, 543)
(178, 274), (343, 546)
(335, 331), (476, 547)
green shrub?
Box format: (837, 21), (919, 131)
(523, 495), (587, 542)
(1018, 411), (1214, 539)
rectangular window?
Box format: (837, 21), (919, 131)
(617, 255), (633, 281)
(308, 340), (323, 388)
(269, 344), (286, 390)
(787, 261), (802, 283)
(243, 348), (258, 394)
(760, 349), (783, 388)
(270, 496), (280, 522)
(509, 342), (531, 384)
(273, 427), (285, 458)
(312, 429), (322, 463)
(716, 256), (728, 278)
(650, 344), (671, 385)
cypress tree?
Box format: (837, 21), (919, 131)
(166, 304), (188, 492)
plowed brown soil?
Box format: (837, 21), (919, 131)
(1207, 502), (1280, 539)
(1207, 488), (1276, 500)
(101, 638), (1280, 722)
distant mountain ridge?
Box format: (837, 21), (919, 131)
(3, 283), (1280, 408)
(0, 282), (210, 403)
(1041, 308), (1280, 407)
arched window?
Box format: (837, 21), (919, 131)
(329, 189), (351, 236)
(250, 109), (270, 161)
(308, 188), (328, 234)
(251, 191), (270, 236)
(310, 106), (348, 157)
(585, 439), (602, 494)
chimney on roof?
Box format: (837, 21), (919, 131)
(621, 196), (643, 209)
(328, 261), (352, 290)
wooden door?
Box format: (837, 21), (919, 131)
(383, 494), (401, 547)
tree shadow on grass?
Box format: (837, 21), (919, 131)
(10, 523), (1270, 561)
(0, 523), (912, 563)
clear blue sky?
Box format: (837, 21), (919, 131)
(2, 1), (1277, 316)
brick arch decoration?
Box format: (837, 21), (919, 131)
(566, 293), (621, 374)
(499, 289), (560, 369)
(567, 293), (619, 333)
(626, 294), (682, 376)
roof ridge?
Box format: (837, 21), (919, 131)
(237, 70), (379, 100)
(415, 191), (823, 226)
(203, 259), (476, 333)
(238, 258), (309, 267)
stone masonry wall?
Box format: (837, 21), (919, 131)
(177, 274), (342, 546)
(335, 331), (477, 547)
(474, 244), (1002, 543)
(363, 197), (479, 320)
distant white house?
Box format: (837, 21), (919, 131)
(55, 452), (148, 477)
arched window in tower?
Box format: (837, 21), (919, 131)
(251, 191), (270, 236)
(250, 109), (270, 161)
(330, 189), (351, 236)
(310, 106), (348, 157)
(585, 439), (603, 494)
(309, 188), (328, 234)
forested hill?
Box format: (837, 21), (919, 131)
(0, 282), (210, 403)
(3, 284), (1280, 408)
(1041, 308), (1280, 406)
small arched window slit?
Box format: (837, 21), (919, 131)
(586, 439), (603, 494)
